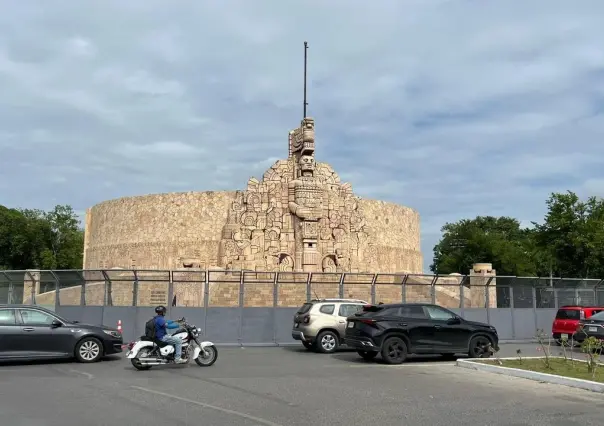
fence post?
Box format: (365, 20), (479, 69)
(133, 270), (140, 308)
(459, 275), (467, 318)
(370, 274), (377, 305)
(273, 272), (279, 345)
(509, 286), (516, 340)
(554, 286), (559, 309)
(80, 271), (86, 306)
(532, 285), (538, 335)
(101, 270), (113, 306)
(338, 273), (345, 298)
(430, 275), (438, 304)
(485, 277), (494, 325)
(50, 271), (60, 310)
(167, 270), (174, 314)
(24, 270), (36, 305)
(238, 271), (245, 347)
(6, 272), (13, 304)
(596, 279), (604, 305)
(203, 270), (209, 336)
(306, 273), (312, 301)
(401, 275), (408, 303)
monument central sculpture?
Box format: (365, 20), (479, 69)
(217, 117), (377, 273)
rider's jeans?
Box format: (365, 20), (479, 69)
(161, 335), (182, 358)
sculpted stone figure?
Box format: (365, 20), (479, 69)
(217, 116), (373, 273)
(288, 155), (322, 221)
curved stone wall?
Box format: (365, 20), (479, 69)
(83, 191), (238, 270)
(83, 193), (422, 273)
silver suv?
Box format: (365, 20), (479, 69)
(291, 298), (367, 353)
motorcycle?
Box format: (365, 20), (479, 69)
(126, 317), (218, 370)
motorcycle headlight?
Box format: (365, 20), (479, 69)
(196, 327), (202, 335)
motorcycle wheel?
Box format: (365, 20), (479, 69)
(131, 347), (153, 370)
(195, 345), (218, 367)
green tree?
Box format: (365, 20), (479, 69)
(0, 206), (52, 269)
(0, 204), (84, 270)
(431, 216), (538, 276)
(533, 191), (604, 278)
(43, 205), (84, 269)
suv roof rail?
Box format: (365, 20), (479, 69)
(310, 298), (368, 303)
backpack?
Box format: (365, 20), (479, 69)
(144, 317), (157, 339)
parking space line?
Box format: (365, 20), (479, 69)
(130, 385), (284, 426)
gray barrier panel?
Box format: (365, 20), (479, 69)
(489, 308), (513, 340)
(512, 309), (536, 340)
(205, 308), (240, 344)
(463, 309), (488, 324)
(275, 308), (298, 344)
(170, 307), (206, 335)
(103, 307), (138, 343)
(57, 306), (104, 327)
(242, 308), (275, 345)
(42, 306), (561, 346)
(536, 309), (557, 335)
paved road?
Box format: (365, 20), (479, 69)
(1, 344), (603, 426)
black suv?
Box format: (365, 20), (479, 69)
(343, 303), (499, 364)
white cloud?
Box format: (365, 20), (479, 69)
(0, 0), (603, 272)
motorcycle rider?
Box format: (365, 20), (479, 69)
(154, 305), (186, 363)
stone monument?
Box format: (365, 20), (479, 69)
(217, 117), (377, 273)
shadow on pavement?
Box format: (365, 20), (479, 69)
(0, 355), (122, 368)
(330, 352), (464, 364)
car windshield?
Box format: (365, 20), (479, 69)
(588, 311), (604, 321)
(297, 303), (313, 314)
(555, 309), (580, 320)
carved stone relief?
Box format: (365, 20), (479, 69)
(218, 117), (374, 272)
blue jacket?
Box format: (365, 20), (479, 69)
(154, 315), (179, 339)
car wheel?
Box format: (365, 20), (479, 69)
(75, 337), (103, 363)
(302, 341), (313, 350)
(468, 335), (492, 358)
(380, 336), (408, 364)
(315, 331), (339, 353)
(357, 350), (378, 360)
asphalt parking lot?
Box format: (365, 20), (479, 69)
(2, 344), (603, 426)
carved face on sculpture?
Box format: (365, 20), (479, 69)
(302, 117), (314, 130)
(299, 155), (315, 173)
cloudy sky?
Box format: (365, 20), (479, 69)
(1, 0), (603, 272)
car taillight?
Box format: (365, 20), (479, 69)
(580, 310), (585, 320)
(359, 318), (376, 325)
(303, 315), (310, 324)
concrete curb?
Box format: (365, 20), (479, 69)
(457, 357), (604, 393)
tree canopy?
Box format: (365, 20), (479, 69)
(0, 204), (83, 270)
(431, 191), (604, 278)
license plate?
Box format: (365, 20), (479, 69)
(589, 327), (598, 332)
(294, 323), (299, 328)
(561, 333), (568, 339)
(347, 322), (354, 328)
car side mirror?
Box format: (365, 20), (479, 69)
(51, 320), (62, 328)
(447, 316), (461, 325)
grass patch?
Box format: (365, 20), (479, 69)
(478, 358), (604, 383)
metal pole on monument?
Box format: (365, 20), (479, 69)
(303, 40), (308, 118)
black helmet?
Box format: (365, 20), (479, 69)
(155, 305), (167, 315)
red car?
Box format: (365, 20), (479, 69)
(552, 305), (604, 343)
